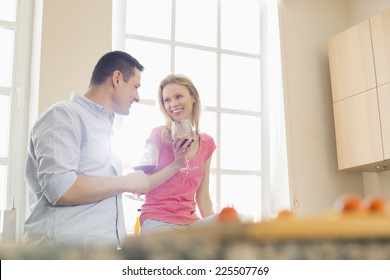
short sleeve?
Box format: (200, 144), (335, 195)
(31, 106), (80, 205)
(148, 127), (162, 143)
(147, 126), (171, 149)
(201, 133), (216, 160)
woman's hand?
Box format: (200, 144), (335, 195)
(145, 137), (193, 192)
(172, 136), (191, 170)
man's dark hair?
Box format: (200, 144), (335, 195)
(89, 51), (144, 86)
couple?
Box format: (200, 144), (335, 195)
(23, 51), (216, 248)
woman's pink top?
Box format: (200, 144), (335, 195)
(139, 126), (216, 224)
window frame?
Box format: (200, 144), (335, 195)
(0, 0), (34, 240)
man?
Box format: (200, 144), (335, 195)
(23, 51), (186, 248)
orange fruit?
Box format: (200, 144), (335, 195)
(218, 207), (240, 222)
(365, 197), (388, 214)
(336, 195), (365, 213)
(276, 209), (294, 219)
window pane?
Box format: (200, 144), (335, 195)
(119, 104), (164, 167)
(175, 47), (217, 107)
(126, 39), (171, 100)
(0, 27), (14, 87)
(0, 0), (17, 21)
(0, 95), (10, 157)
(221, 0), (260, 54)
(221, 113), (261, 170)
(126, 0), (171, 40)
(221, 54), (260, 111)
(175, 0), (217, 47)
(200, 110), (217, 169)
(220, 175), (261, 221)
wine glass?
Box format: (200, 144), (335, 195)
(127, 141), (159, 201)
(133, 140), (159, 174)
(171, 119), (197, 172)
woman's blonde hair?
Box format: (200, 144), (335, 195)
(157, 74), (202, 134)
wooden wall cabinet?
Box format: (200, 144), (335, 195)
(328, 8), (390, 172)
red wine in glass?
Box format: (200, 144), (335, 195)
(179, 138), (194, 148)
(171, 119), (198, 172)
(134, 141), (159, 174)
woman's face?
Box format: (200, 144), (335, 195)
(162, 83), (196, 122)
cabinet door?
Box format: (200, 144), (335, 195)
(378, 83), (390, 160)
(333, 89), (383, 170)
(370, 8), (390, 87)
(328, 20), (376, 102)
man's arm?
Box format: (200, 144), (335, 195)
(56, 171), (149, 205)
(57, 136), (190, 206)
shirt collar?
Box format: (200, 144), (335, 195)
(70, 93), (115, 123)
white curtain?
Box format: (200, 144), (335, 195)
(261, 0), (290, 220)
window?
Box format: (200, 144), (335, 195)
(0, 0), (32, 238)
(0, 0), (17, 230)
(115, 0), (289, 232)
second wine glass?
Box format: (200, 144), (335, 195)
(127, 140), (159, 201)
(133, 140), (159, 174)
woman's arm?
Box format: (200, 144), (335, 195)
(195, 157), (214, 218)
(147, 136), (190, 191)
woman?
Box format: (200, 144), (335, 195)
(140, 74), (216, 233)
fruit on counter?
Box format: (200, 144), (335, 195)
(276, 209), (294, 219)
(334, 195), (390, 215)
(218, 206), (240, 222)
(334, 194), (366, 213)
(365, 197), (389, 214)
(342, 195), (365, 213)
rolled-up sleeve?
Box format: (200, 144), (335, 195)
(32, 106), (80, 205)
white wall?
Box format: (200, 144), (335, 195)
(348, 0), (390, 25)
(279, 0), (363, 215)
(280, 0), (390, 215)
(31, 0), (112, 116)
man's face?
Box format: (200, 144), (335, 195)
(113, 68), (141, 115)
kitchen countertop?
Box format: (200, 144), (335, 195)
(2, 216), (390, 259)
(120, 217), (390, 259)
